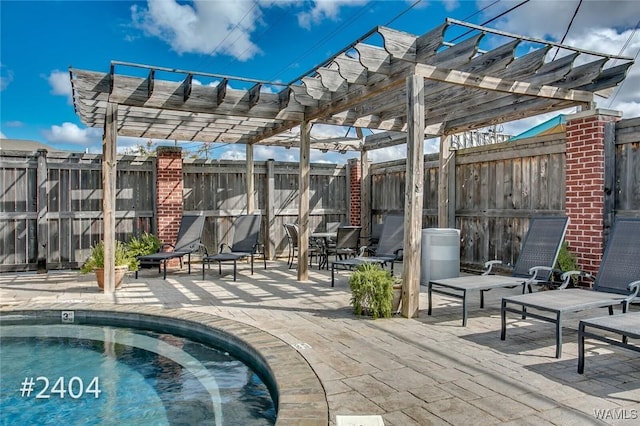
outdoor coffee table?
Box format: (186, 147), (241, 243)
(429, 275), (528, 326)
(578, 312), (640, 374)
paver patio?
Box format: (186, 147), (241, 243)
(1, 260), (638, 425)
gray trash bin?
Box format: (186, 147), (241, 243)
(420, 228), (460, 286)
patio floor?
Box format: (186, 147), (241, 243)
(1, 260), (639, 425)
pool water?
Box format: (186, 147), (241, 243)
(0, 324), (276, 425)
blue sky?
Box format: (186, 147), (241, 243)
(1, 0), (639, 163)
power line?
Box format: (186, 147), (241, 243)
(552, 0), (583, 61)
(607, 19), (640, 108)
(450, 0), (530, 44)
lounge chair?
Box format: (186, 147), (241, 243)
(578, 312), (640, 374)
(428, 216), (569, 326)
(501, 218), (640, 358)
(202, 214), (266, 281)
(135, 214), (206, 279)
(331, 214), (404, 287)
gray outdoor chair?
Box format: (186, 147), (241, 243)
(428, 216), (569, 326)
(284, 223), (321, 269)
(501, 218), (640, 358)
(135, 214), (206, 280)
(331, 214), (404, 287)
(578, 312), (640, 374)
(325, 225), (361, 263)
(202, 214), (266, 281)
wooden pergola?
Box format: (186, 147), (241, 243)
(70, 19), (633, 317)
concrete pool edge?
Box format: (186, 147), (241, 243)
(0, 303), (329, 425)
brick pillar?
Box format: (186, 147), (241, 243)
(565, 109), (621, 276)
(156, 147), (183, 266)
(348, 158), (361, 226)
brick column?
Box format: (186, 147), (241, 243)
(348, 158), (361, 226)
(156, 147), (183, 265)
(565, 109), (621, 276)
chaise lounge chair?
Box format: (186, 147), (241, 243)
(501, 218), (640, 358)
(331, 214), (404, 287)
(428, 216), (569, 326)
(202, 214), (266, 281)
(135, 214), (206, 280)
(578, 311), (640, 374)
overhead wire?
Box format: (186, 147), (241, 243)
(449, 0), (530, 44)
(551, 0), (583, 61)
(607, 19), (640, 108)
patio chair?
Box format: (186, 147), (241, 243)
(501, 218), (640, 358)
(202, 214), (266, 281)
(325, 226), (361, 264)
(284, 223), (320, 269)
(331, 214), (404, 287)
(428, 216), (569, 326)
(135, 214), (206, 280)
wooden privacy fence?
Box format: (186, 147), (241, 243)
(0, 153), (348, 272)
(371, 116), (640, 270)
(1, 117), (639, 272)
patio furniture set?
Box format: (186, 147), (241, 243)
(134, 213), (640, 373)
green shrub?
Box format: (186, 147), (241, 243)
(349, 263), (394, 319)
(80, 240), (139, 273)
(554, 241), (579, 285)
(127, 232), (161, 257)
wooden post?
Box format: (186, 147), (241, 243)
(102, 102), (118, 293)
(401, 74), (424, 318)
(346, 161), (352, 224)
(266, 159), (276, 260)
(438, 135), (455, 228)
(298, 121), (311, 281)
(360, 150), (371, 245)
(603, 121), (616, 244)
(36, 149), (48, 273)
(246, 143), (254, 214)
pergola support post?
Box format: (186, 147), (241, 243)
(102, 102), (118, 293)
(246, 144), (254, 214)
(401, 74), (424, 318)
(297, 121), (311, 281)
(36, 149), (48, 273)
(360, 150), (371, 244)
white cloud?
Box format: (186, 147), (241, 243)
(297, 0), (368, 30)
(43, 122), (102, 146)
(47, 70), (73, 104)
(0, 131), (6, 139)
(0, 65), (14, 91)
(131, 0), (263, 61)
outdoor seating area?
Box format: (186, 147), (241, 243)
(1, 260), (638, 424)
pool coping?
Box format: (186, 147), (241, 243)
(0, 303), (329, 425)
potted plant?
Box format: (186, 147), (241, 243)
(349, 263), (396, 319)
(126, 232), (161, 268)
(81, 240), (139, 290)
(552, 241), (579, 287)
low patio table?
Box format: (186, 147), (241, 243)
(429, 275), (528, 326)
(578, 312), (640, 374)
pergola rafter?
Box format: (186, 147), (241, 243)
(70, 19), (633, 313)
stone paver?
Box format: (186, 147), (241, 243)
(1, 262), (639, 425)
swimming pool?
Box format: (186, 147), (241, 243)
(0, 305), (327, 424)
(1, 322), (276, 425)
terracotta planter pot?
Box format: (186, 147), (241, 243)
(95, 266), (128, 290)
